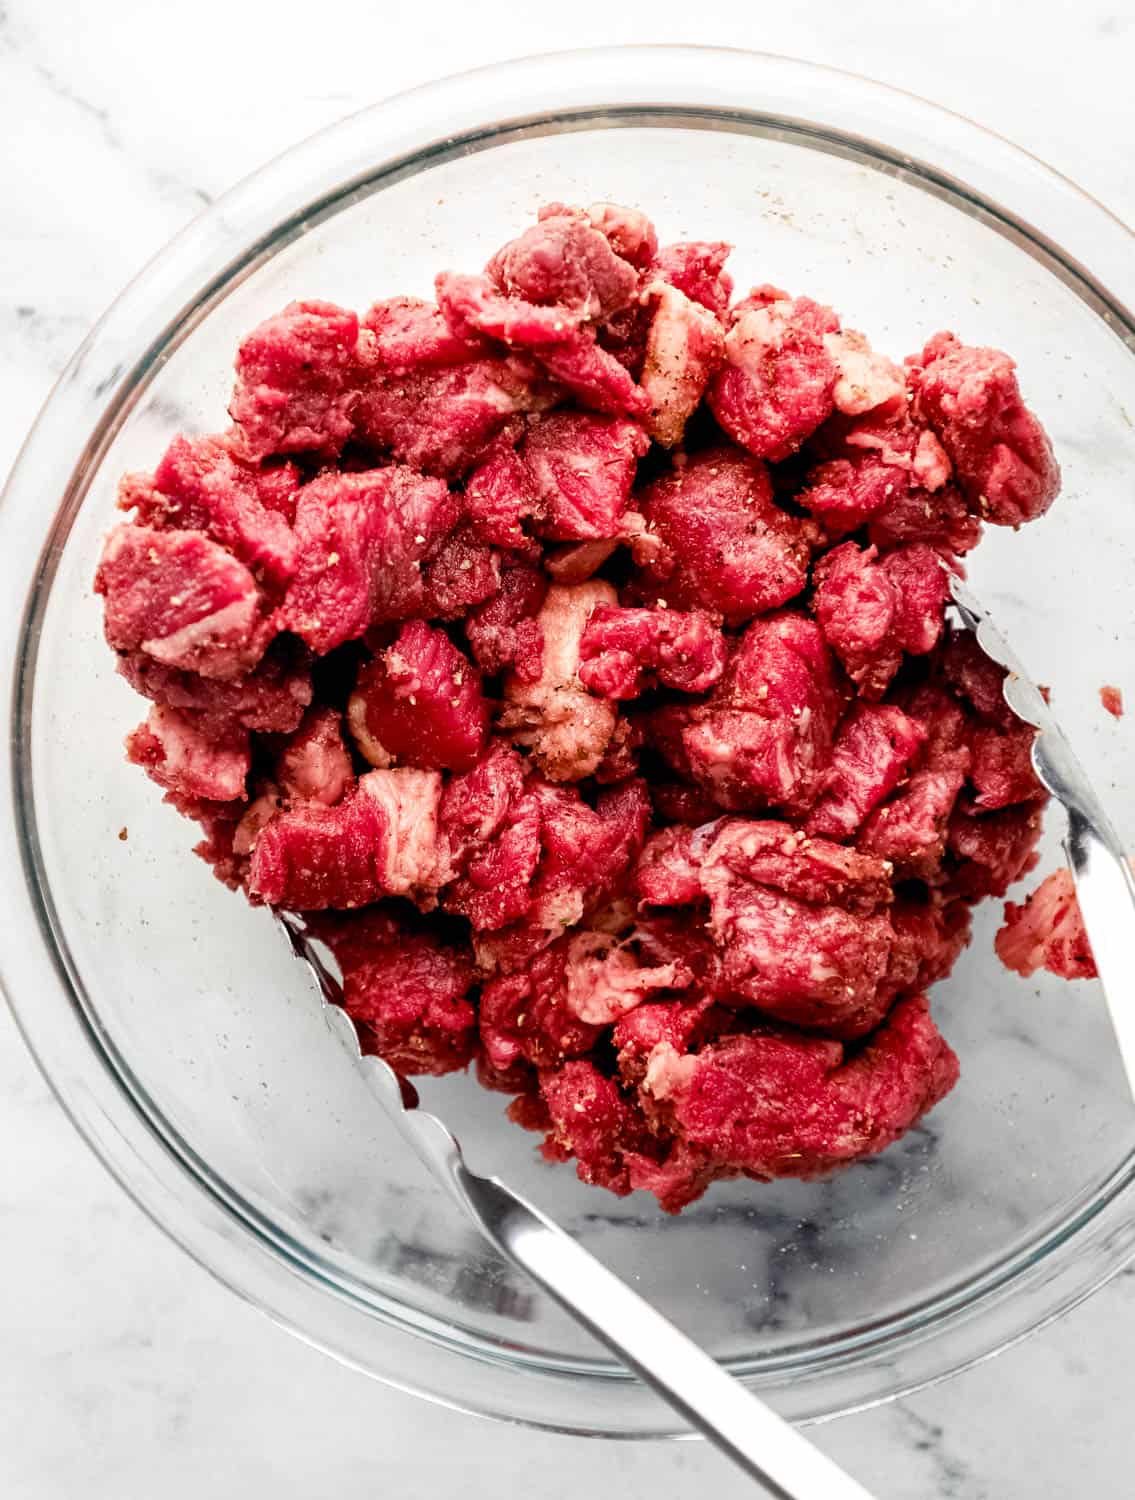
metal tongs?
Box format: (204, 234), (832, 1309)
(275, 577), (1134, 1499)
(948, 575), (1135, 1094)
(277, 908), (877, 1499)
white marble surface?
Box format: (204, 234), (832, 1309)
(3, 2), (1134, 1495)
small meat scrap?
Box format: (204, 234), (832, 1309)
(1100, 684), (1124, 719)
(102, 193), (1071, 1213)
(634, 448), (816, 624)
(996, 869), (1096, 979)
(578, 606), (727, 700)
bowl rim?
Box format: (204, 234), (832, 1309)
(4, 43), (1135, 1435)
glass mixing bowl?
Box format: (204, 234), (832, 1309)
(4, 47), (1135, 1436)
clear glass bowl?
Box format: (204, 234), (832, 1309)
(4, 47), (1135, 1436)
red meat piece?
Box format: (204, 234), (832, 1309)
(587, 202), (658, 269)
(996, 869), (1096, 979)
(126, 705), (250, 803)
(613, 996), (722, 1087)
(440, 746), (540, 932)
(354, 353), (555, 478)
(798, 454), (907, 538)
(910, 333), (1060, 526)
(651, 241), (733, 318)
(281, 466), (459, 652)
(420, 525), (501, 619)
(500, 580), (618, 781)
(463, 436), (537, 549)
(869, 482), (982, 556)
(115, 639), (312, 734)
(121, 434), (300, 588)
(435, 271), (585, 349)
(807, 704), (927, 841)
(884, 896), (973, 1001)
(486, 209), (639, 320)
(526, 778), (651, 934)
(649, 781), (721, 826)
(634, 824), (707, 907)
(315, 908), (476, 1076)
(578, 606), (727, 700)
(463, 560), (546, 679)
(522, 411), (649, 541)
(811, 543), (947, 700)
(675, 613), (841, 812)
(699, 819), (894, 915)
(275, 706), (354, 806)
(228, 300), (360, 460)
(938, 629), (1014, 728)
(858, 766), (966, 879)
(634, 448), (816, 624)
(347, 621), (488, 773)
(95, 524), (271, 681)
(1101, 685), (1124, 719)
(947, 804), (1044, 899)
(247, 767), (442, 909)
(641, 994), (958, 1186)
(479, 938), (606, 1070)
(538, 1060), (653, 1196)
(361, 295), (487, 372)
(708, 290), (839, 460)
(898, 681), (974, 775)
(639, 283), (725, 447)
(704, 877), (893, 1039)
(531, 332), (652, 419)
(966, 722), (1042, 811)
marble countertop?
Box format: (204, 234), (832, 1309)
(3, 2), (1133, 1495)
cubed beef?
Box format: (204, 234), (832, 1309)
(910, 332), (1060, 525)
(436, 271), (586, 348)
(229, 299), (360, 460)
(639, 283), (725, 447)
(275, 706), (354, 806)
(486, 208), (639, 320)
(641, 994), (958, 1185)
(522, 410), (649, 541)
(808, 704), (927, 840)
(587, 202), (658, 268)
(348, 621), (488, 773)
(116, 638), (312, 734)
(95, 524), (272, 681)
(651, 240), (733, 318)
(995, 869), (1096, 979)
(578, 606), (728, 700)
(674, 613), (842, 812)
(634, 449), (816, 624)
(824, 330), (906, 417)
(858, 766), (967, 879)
(126, 705), (250, 803)
(354, 353), (556, 478)
(708, 290), (839, 460)
(947, 803), (1044, 899)
(281, 466), (459, 652)
(314, 907), (477, 1075)
(812, 543), (947, 700)
(463, 559), (546, 679)
(463, 436), (537, 549)
(121, 434), (300, 587)
(361, 295), (487, 372)
(966, 721), (1043, 811)
(500, 580), (618, 780)
(538, 1060), (654, 1196)
(419, 525), (501, 619)
(247, 767), (442, 909)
